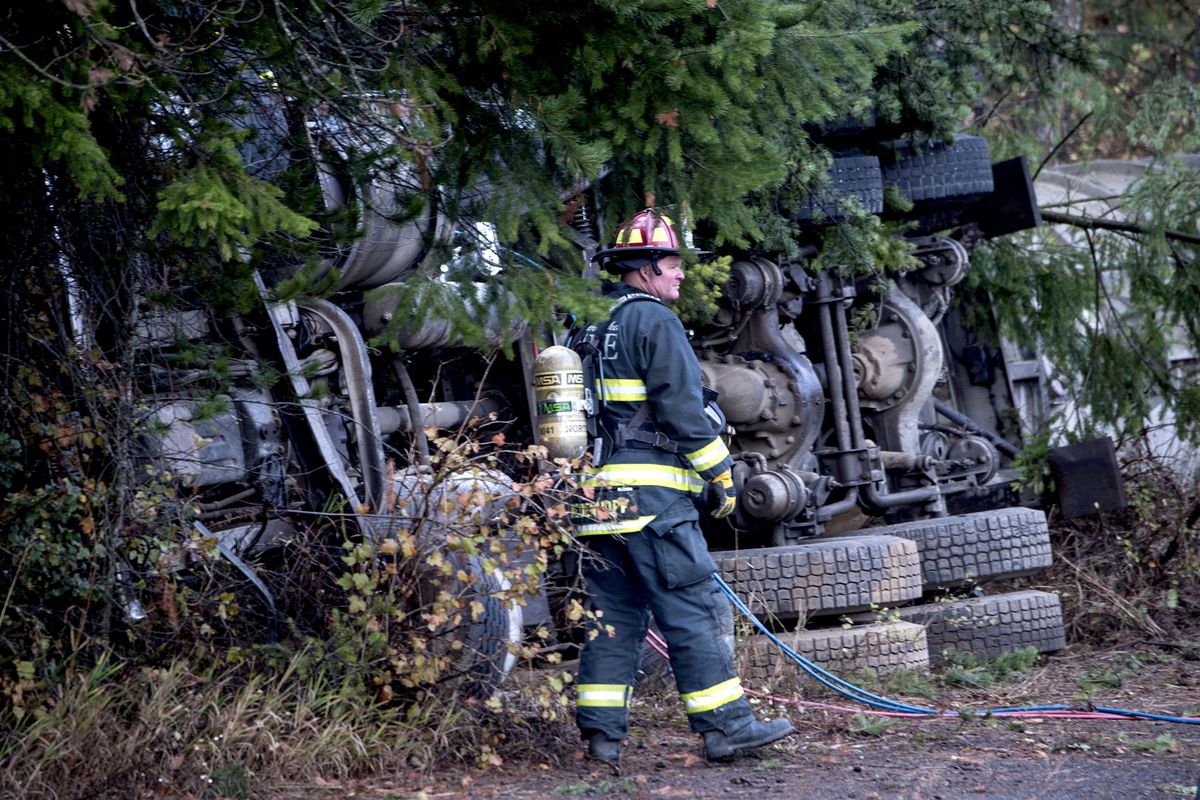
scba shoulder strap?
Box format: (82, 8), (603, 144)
(569, 292), (663, 384)
(584, 292), (683, 456)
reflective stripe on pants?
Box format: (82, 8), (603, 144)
(681, 677), (745, 715)
(574, 510), (754, 740)
(576, 683), (632, 708)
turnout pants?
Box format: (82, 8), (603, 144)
(575, 500), (755, 740)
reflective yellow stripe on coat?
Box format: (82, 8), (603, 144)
(685, 437), (731, 473)
(583, 463), (705, 494)
(597, 378), (647, 402)
(572, 515), (658, 536)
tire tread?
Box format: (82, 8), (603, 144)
(713, 535), (923, 619)
(848, 507), (1053, 590)
(740, 621), (929, 685)
(896, 589), (1066, 666)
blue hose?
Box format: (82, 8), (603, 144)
(716, 574), (935, 714)
(714, 574), (1200, 724)
(1089, 707), (1200, 725)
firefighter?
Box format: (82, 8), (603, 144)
(571, 209), (795, 763)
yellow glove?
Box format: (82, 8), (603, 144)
(709, 470), (736, 519)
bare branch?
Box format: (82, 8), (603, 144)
(1033, 111), (1092, 182)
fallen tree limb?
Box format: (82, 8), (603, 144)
(1040, 209), (1200, 246)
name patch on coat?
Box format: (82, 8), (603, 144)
(569, 486), (641, 525)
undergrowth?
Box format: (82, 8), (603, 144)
(844, 646), (1041, 699)
(0, 411), (589, 797)
(0, 227), (601, 797)
(1037, 444), (1200, 647)
(0, 647), (574, 799)
(941, 646), (1040, 690)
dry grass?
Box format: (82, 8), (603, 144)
(1038, 458), (1200, 648)
(0, 646), (548, 800)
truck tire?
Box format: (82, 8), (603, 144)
(894, 590), (1066, 667)
(791, 152), (884, 223)
(880, 135), (993, 206)
(458, 557), (523, 698)
(845, 507), (1053, 591)
(408, 553), (522, 698)
(805, 110), (880, 143)
(740, 621), (929, 687)
(712, 535), (923, 621)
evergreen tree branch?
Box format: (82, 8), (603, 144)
(0, 33), (99, 92)
(1040, 209), (1200, 246)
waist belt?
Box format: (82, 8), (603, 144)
(615, 402), (678, 453)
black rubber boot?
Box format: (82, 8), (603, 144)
(702, 717), (795, 761)
(586, 732), (621, 764)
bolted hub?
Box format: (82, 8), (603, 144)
(728, 258), (784, 311)
(741, 468), (809, 523)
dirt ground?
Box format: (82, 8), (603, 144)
(335, 644), (1200, 800)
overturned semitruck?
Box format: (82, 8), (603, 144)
(133, 126), (1073, 691)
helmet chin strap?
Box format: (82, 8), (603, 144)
(649, 253), (662, 277)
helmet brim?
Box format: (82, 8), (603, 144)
(591, 245), (712, 274)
